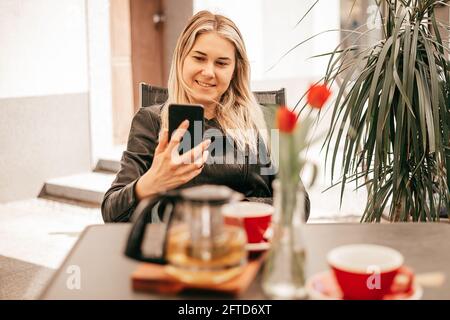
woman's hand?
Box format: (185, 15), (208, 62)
(135, 120), (211, 200)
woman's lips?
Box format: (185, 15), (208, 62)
(195, 80), (216, 88)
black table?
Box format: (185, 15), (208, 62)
(40, 223), (450, 299)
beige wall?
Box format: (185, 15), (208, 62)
(0, 94), (91, 202)
(0, 0), (92, 202)
(0, 0), (88, 98)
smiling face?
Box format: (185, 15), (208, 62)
(182, 32), (236, 113)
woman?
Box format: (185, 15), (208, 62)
(101, 10), (309, 222)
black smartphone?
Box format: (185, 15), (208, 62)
(168, 104), (204, 153)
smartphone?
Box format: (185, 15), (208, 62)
(168, 104), (204, 153)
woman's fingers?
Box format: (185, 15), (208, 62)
(155, 129), (169, 154)
(178, 139), (211, 165)
(167, 120), (189, 152)
(177, 150), (209, 176)
(200, 150), (209, 167)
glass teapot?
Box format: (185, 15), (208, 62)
(125, 184), (248, 285)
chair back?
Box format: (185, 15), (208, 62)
(139, 82), (286, 108)
(139, 84), (168, 107)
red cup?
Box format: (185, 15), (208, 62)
(222, 202), (273, 244)
(327, 244), (414, 300)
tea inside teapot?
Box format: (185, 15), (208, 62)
(164, 185), (247, 284)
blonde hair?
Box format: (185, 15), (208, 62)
(160, 10), (268, 155)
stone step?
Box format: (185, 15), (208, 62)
(94, 145), (125, 173)
(39, 172), (115, 205)
(94, 158), (121, 174)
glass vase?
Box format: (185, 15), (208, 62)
(261, 179), (308, 299)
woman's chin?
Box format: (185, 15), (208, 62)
(190, 94), (218, 107)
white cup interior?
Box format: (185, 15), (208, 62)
(327, 244), (404, 274)
(222, 202), (274, 218)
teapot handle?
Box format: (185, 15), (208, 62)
(124, 195), (177, 264)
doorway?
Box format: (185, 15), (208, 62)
(109, 0), (165, 145)
(109, 0), (193, 145)
(130, 0), (166, 112)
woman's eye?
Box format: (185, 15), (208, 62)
(193, 56), (205, 61)
(217, 61), (228, 67)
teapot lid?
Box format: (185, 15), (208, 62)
(180, 185), (243, 204)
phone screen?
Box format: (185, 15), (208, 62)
(168, 104), (204, 153)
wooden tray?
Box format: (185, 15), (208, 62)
(131, 254), (265, 296)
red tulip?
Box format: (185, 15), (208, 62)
(307, 83), (332, 109)
(276, 106), (297, 133)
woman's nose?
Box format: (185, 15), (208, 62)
(201, 63), (214, 77)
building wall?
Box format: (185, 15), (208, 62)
(0, 0), (91, 202)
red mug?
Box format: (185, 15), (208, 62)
(327, 244), (414, 300)
(222, 202), (273, 244)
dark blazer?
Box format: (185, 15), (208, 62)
(101, 104), (310, 222)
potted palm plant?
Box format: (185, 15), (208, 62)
(317, 0), (449, 222)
